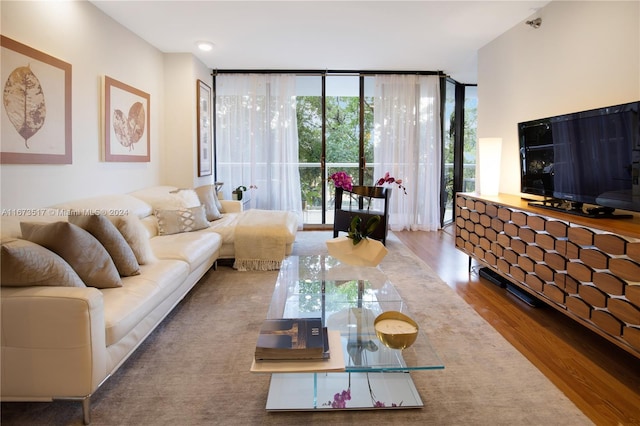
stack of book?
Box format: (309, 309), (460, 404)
(255, 317), (329, 361)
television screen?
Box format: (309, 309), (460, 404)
(519, 101), (640, 214)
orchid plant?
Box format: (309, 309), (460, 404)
(347, 215), (380, 245)
(376, 172), (407, 194)
(329, 171), (406, 195)
(328, 171), (353, 191)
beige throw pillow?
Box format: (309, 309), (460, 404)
(155, 205), (209, 235)
(214, 189), (224, 213)
(194, 185), (223, 221)
(169, 188), (201, 208)
(69, 214), (140, 277)
(20, 221), (122, 289)
(115, 215), (157, 265)
(1, 238), (86, 288)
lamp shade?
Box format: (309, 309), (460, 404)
(478, 137), (502, 196)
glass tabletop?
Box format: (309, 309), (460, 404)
(265, 255), (444, 372)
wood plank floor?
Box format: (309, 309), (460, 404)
(394, 228), (640, 426)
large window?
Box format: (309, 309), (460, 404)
(296, 75), (375, 226)
(463, 86), (478, 193)
(441, 81), (477, 226)
(215, 71), (464, 231)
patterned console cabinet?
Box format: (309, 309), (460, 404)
(455, 193), (640, 358)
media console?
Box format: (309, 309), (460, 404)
(455, 192), (640, 358)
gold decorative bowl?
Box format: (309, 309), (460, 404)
(374, 311), (419, 350)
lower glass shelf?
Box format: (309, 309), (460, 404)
(266, 371), (423, 410)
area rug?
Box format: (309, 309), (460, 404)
(0, 231), (591, 425)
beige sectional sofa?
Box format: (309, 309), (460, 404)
(0, 185), (297, 424)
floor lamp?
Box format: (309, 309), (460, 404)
(478, 138), (502, 196)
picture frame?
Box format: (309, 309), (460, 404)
(197, 79), (213, 176)
(1, 36), (72, 164)
(103, 76), (150, 162)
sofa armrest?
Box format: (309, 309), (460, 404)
(221, 200), (243, 213)
(1, 286), (107, 399)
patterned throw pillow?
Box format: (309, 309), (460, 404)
(155, 205), (210, 235)
(69, 214), (140, 276)
(20, 221), (122, 289)
(1, 238), (86, 288)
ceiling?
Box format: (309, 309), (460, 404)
(91, 0), (549, 84)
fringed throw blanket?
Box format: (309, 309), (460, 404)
(233, 209), (290, 271)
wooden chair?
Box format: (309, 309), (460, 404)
(332, 185), (391, 245)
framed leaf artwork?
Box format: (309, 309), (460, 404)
(103, 76), (150, 162)
(197, 79), (212, 176)
(1, 35), (72, 164)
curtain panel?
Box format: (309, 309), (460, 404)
(373, 75), (442, 231)
(215, 74), (303, 226)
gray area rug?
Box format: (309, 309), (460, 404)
(1, 231), (591, 425)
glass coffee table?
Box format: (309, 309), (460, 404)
(252, 255), (444, 410)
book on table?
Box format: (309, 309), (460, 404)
(255, 318), (329, 361)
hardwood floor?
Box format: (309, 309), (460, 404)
(394, 228), (640, 426)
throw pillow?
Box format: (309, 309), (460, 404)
(155, 205), (209, 235)
(20, 221), (122, 289)
(135, 188), (201, 211)
(169, 188), (201, 208)
(194, 185), (223, 221)
(69, 214), (140, 276)
(214, 188), (224, 213)
(114, 215), (157, 265)
(1, 238), (86, 288)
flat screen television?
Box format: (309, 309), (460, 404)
(518, 101), (640, 217)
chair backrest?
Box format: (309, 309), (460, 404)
(333, 186), (392, 244)
(348, 185), (389, 199)
(334, 186), (391, 212)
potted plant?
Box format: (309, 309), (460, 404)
(325, 215), (388, 267)
(232, 185), (247, 201)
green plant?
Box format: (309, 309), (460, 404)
(232, 185), (247, 201)
(347, 215), (380, 245)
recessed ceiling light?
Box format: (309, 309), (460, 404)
(196, 41), (214, 52)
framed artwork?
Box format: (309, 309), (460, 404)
(103, 76), (150, 162)
(197, 79), (212, 176)
(1, 35), (72, 164)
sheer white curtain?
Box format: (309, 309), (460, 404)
(215, 74), (303, 226)
(373, 75), (441, 231)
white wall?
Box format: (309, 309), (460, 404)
(0, 1), (210, 209)
(478, 0), (640, 196)
(163, 53), (215, 189)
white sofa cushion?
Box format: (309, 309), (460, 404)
(129, 186), (198, 210)
(51, 194), (153, 219)
(149, 230), (221, 272)
(169, 188), (201, 208)
(101, 260), (190, 346)
(206, 212), (241, 247)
